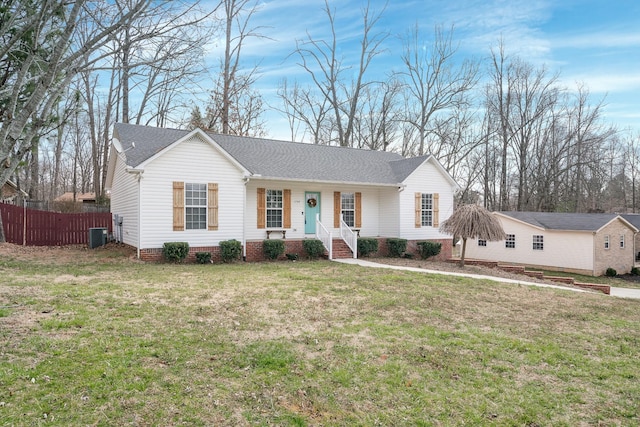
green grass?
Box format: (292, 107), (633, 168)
(1, 248), (639, 425)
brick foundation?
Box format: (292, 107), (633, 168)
(140, 245), (222, 263)
(137, 237), (453, 263)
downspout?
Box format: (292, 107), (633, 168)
(243, 176), (249, 261)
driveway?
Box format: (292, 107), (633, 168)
(335, 258), (640, 300)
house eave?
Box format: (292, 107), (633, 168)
(246, 175), (402, 188)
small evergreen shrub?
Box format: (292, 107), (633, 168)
(416, 241), (442, 259)
(303, 239), (325, 259)
(220, 239), (242, 263)
(286, 253), (299, 261)
(386, 238), (407, 258)
(605, 267), (617, 277)
(162, 242), (189, 263)
(263, 239), (285, 260)
(357, 238), (379, 257)
(195, 252), (211, 264)
(631, 267), (640, 276)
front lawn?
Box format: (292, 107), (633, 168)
(1, 247), (639, 425)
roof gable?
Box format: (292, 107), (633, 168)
(112, 123), (449, 186)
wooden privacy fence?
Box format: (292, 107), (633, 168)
(0, 203), (112, 246)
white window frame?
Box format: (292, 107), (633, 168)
(532, 235), (544, 251)
(604, 235), (610, 250)
(341, 192), (355, 227)
(620, 235), (625, 249)
(421, 193), (433, 227)
(185, 183), (207, 230)
(266, 189), (283, 228)
(478, 239), (487, 247)
(505, 234), (515, 249)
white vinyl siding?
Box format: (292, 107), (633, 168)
(399, 158), (455, 240)
(138, 134), (245, 249)
(109, 152), (140, 248)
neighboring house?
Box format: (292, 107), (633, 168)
(1, 180), (28, 204)
(105, 123), (459, 261)
(622, 214), (640, 264)
(54, 192), (99, 204)
(464, 211), (640, 276)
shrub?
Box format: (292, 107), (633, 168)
(303, 239), (325, 259)
(357, 238), (379, 257)
(195, 252), (211, 264)
(220, 239), (242, 263)
(605, 267), (617, 277)
(286, 253), (299, 261)
(416, 241), (442, 260)
(162, 242), (189, 263)
(631, 267), (640, 276)
(263, 239), (285, 260)
(386, 238), (407, 258)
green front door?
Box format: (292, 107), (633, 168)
(304, 192), (321, 234)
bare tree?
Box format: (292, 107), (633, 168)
(290, 0), (388, 147)
(0, 0), (152, 241)
(400, 24), (478, 156)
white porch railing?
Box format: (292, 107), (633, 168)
(316, 213), (332, 260)
(340, 215), (358, 259)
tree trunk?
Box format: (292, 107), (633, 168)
(459, 237), (467, 267)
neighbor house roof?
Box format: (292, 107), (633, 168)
(113, 123), (456, 187)
(499, 211), (639, 232)
(621, 214), (640, 230)
(54, 192), (99, 202)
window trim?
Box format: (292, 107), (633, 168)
(604, 234), (610, 250)
(620, 235), (625, 249)
(505, 234), (515, 249)
(532, 235), (544, 251)
(478, 239), (487, 247)
(420, 193), (433, 227)
(185, 183), (208, 230)
(341, 192), (355, 227)
(266, 189), (283, 229)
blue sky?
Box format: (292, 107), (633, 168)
(203, 0), (640, 140)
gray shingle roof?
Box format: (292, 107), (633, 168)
(621, 214), (640, 229)
(500, 211), (628, 231)
(114, 123), (430, 185)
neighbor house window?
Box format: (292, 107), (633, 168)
(421, 193), (433, 226)
(532, 235), (544, 250)
(266, 189), (283, 228)
(478, 239), (487, 247)
(604, 235), (610, 250)
(185, 183), (207, 230)
(341, 193), (355, 227)
(620, 235), (625, 249)
(505, 234), (515, 249)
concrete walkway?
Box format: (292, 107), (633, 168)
(335, 258), (640, 300)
